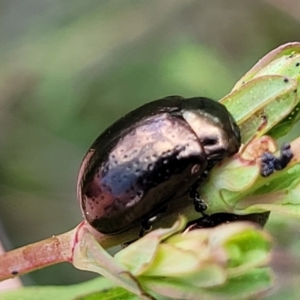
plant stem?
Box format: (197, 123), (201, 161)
(0, 238), (22, 290)
(0, 229), (74, 281)
(0, 221), (143, 282)
(0, 202), (194, 283)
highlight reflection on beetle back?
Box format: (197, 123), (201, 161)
(81, 113), (206, 234)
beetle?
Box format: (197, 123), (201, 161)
(77, 96), (241, 235)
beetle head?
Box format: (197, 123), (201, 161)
(183, 104), (241, 161)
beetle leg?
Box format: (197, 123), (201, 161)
(189, 183), (208, 215)
(260, 142), (293, 177)
(121, 240), (134, 248)
(188, 162), (215, 214)
(139, 206), (168, 237)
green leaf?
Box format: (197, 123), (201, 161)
(0, 277), (115, 300)
(75, 287), (139, 300)
(205, 268), (274, 299)
(232, 161), (300, 216)
(232, 42), (300, 89)
(141, 268), (273, 300)
(200, 154), (261, 213)
(224, 229), (272, 273)
(114, 217), (186, 276)
(72, 229), (150, 298)
(221, 75), (298, 144)
(229, 42), (300, 140)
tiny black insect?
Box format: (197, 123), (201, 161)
(260, 142), (293, 177)
(77, 96), (241, 235)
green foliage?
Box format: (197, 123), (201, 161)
(0, 278), (117, 300)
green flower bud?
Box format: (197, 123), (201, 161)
(73, 217), (273, 299)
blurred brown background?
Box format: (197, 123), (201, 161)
(1, 0), (300, 291)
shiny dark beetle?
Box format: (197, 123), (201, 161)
(77, 96), (241, 234)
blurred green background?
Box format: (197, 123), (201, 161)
(1, 0), (300, 290)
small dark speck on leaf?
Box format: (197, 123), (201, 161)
(284, 78), (289, 83)
(11, 270), (18, 275)
(296, 62), (300, 67)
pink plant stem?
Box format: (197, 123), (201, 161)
(0, 229), (74, 281)
(0, 221), (141, 282)
(0, 239), (22, 290)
